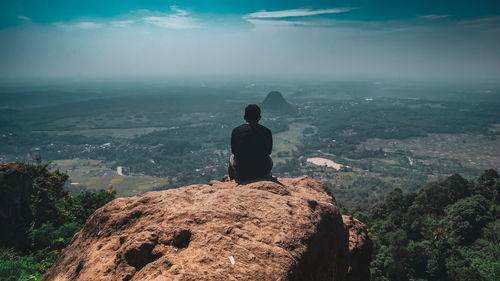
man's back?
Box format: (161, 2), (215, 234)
(231, 123), (272, 160)
(228, 104), (273, 182)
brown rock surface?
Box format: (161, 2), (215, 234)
(42, 176), (371, 281)
(343, 215), (373, 281)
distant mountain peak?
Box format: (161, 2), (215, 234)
(261, 91), (296, 114)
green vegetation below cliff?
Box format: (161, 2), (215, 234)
(0, 159), (115, 280)
(350, 169), (500, 281)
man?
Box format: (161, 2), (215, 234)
(229, 104), (273, 182)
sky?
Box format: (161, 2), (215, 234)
(1, 0), (500, 81)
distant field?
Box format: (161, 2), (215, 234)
(53, 158), (169, 197)
(489, 124), (500, 133)
(359, 133), (500, 170)
(273, 122), (316, 164)
(35, 127), (173, 139)
(297, 165), (410, 206)
(44, 112), (151, 130)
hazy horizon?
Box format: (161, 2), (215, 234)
(1, 0), (499, 82)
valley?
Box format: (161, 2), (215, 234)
(1, 80), (499, 210)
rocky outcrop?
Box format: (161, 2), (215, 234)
(343, 215), (373, 281)
(0, 162), (33, 249)
(42, 177), (371, 281)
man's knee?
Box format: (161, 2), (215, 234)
(228, 155), (273, 181)
(228, 155), (236, 179)
(267, 157), (273, 171)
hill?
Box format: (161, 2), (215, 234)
(261, 91), (296, 114)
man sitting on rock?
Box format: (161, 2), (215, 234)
(228, 104), (273, 182)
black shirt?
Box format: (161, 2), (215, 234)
(231, 122), (272, 161)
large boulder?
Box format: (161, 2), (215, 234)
(42, 177), (371, 281)
(0, 162), (33, 250)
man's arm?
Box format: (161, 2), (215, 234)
(231, 129), (236, 155)
(268, 130), (273, 155)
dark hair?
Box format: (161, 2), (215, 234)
(244, 104), (261, 122)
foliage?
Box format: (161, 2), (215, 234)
(0, 250), (42, 281)
(469, 239), (500, 281)
(57, 190), (115, 225)
(26, 156), (69, 227)
(0, 158), (115, 281)
(362, 170), (500, 280)
(30, 222), (82, 251)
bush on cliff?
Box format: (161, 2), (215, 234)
(0, 249), (42, 281)
(0, 159), (115, 280)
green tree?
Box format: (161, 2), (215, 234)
(26, 158), (69, 228)
(475, 169), (500, 202)
(443, 195), (489, 245)
(0, 158), (116, 280)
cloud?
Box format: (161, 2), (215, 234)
(49, 6), (198, 31)
(143, 6), (199, 29)
(420, 14), (449, 20)
(143, 16), (198, 29)
(244, 8), (355, 19)
(461, 16), (500, 25)
(111, 20), (136, 28)
(18, 15), (31, 21)
(53, 21), (104, 30)
(244, 19), (309, 27)
(169, 6), (189, 16)
(75, 21), (103, 29)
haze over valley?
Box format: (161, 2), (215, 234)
(2, 79), (499, 208)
